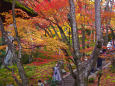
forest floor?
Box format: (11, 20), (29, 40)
(0, 60), (114, 86)
(0, 53), (114, 86)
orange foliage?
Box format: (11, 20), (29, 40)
(0, 31), (2, 37)
(0, 45), (7, 50)
(80, 46), (94, 53)
(0, 12), (68, 54)
(9, 9), (30, 19)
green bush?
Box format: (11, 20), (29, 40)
(110, 65), (115, 73)
(88, 78), (95, 83)
(47, 77), (52, 84)
(0, 68), (15, 86)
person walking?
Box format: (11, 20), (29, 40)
(53, 64), (62, 82)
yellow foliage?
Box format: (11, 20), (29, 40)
(111, 18), (115, 28)
(42, 37), (68, 52)
(0, 12), (68, 54)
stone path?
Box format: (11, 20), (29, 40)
(58, 61), (111, 86)
(60, 74), (74, 86)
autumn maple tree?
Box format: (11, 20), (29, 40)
(0, 0), (115, 86)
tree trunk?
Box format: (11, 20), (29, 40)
(103, 0), (110, 46)
(95, 0), (102, 41)
(68, 0), (103, 85)
(81, 25), (85, 57)
(29, 54), (33, 63)
(97, 74), (102, 86)
(68, 0), (81, 86)
(103, 26), (108, 46)
(94, 31), (96, 42)
(103, 0), (114, 46)
(16, 60), (29, 86)
(87, 0), (103, 73)
(12, 0), (29, 86)
(74, 75), (88, 86)
(82, 30), (85, 49)
(69, 0), (80, 59)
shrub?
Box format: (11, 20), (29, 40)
(110, 65), (115, 73)
(88, 78), (95, 83)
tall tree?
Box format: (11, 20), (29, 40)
(0, 17), (22, 86)
(68, 0), (103, 85)
(0, 0), (29, 86)
(12, 0), (29, 85)
(103, 0), (110, 45)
